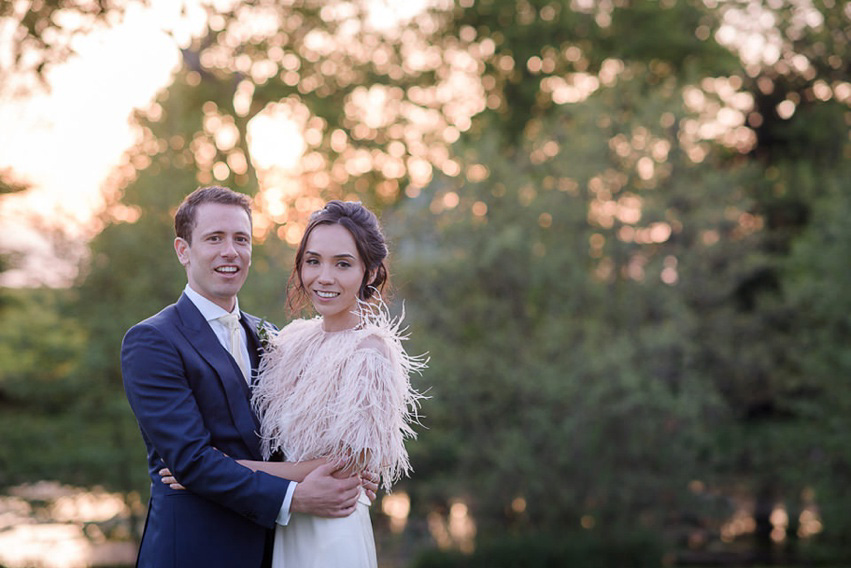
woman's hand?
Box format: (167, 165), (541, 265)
(329, 453), (379, 504)
(360, 470), (379, 504)
(158, 467), (185, 490)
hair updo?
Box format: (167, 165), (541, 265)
(287, 201), (389, 312)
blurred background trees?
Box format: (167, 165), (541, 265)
(1, 0), (849, 565)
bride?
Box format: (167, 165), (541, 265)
(165, 200), (425, 567)
(253, 200), (425, 567)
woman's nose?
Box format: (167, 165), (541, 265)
(318, 265), (334, 283)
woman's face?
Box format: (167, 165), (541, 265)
(300, 223), (367, 331)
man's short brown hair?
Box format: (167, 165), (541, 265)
(174, 186), (252, 243)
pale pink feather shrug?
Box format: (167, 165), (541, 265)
(252, 304), (426, 492)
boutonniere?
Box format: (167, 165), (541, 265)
(256, 319), (276, 352)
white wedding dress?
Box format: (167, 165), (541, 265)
(252, 304), (425, 568)
(272, 491), (376, 568)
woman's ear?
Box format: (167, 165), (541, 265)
(360, 268), (379, 299)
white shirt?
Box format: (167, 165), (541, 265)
(183, 285), (252, 377)
(183, 284), (295, 526)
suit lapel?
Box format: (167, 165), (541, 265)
(241, 313), (262, 376)
(174, 294), (263, 460)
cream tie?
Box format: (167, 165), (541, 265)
(218, 313), (250, 383)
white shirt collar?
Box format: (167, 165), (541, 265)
(183, 284), (241, 322)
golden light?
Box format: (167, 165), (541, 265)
(466, 164), (489, 183)
(0, 483), (136, 568)
(770, 505), (788, 543)
(449, 501), (476, 554)
(442, 192), (460, 209)
(427, 511), (452, 549)
(233, 79), (255, 116)
(661, 255), (679, 285)
(544, 72), (600, 105)
(405, 185), (421, 198)
(776, 99), (797, 120)
(381, 492), (411, 534)
(720, 507), (757, 543)
(247, 102), (307, 172)
(511, 496), (526, 514)
(834, 82), (851, 103)
(798, 507), (824, 538)
(284, 224), (303, 245)
(0, 524), (90, 568)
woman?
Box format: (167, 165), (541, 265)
(165, 200), (424, 567)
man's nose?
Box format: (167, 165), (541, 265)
(221, 238), (238, 258)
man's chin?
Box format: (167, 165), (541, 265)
(208, 283), (246, 305)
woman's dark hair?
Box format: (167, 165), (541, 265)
(287, 201), (389, 312)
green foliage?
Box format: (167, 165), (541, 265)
(0, 288), (96, 488)
(391, 42), (849, 559)
(1, 0), (849, 563)
(779, 167), (851, 554)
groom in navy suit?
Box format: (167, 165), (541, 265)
(121, 186), (366, 567)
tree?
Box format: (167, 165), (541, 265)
(0, 0), (139, 95)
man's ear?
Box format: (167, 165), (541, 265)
(174, 237), (190, 266)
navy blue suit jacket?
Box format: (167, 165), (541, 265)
(121, 293), (291, 568)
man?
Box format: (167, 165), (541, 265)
(121, 186), (370, 567)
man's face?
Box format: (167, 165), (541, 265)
(174, 202), (252, 311)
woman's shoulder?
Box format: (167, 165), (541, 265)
(355, 331), (391, 358)
(353, 300), (414, 358)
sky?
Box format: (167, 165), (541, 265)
(0, 2), (195, 286)
(0, 0), (430, 287)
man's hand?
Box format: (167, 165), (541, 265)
(158, 467), (185, 490)
(291, 462), (361, 517)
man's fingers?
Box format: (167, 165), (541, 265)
(158, 467), (183, 490)
(328, 502), (358, 518)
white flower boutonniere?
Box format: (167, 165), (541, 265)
(256, 319), (276, 353)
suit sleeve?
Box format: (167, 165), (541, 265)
(121, 321), (290, 528)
